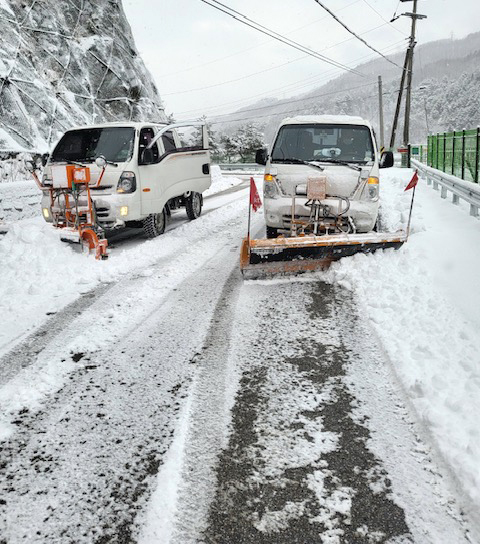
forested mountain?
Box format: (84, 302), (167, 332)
(0, 0), (165, 153)
(213, 32), (480, 145)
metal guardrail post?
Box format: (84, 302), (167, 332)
(443, 133), (446, 172)
(451, 132), (455, 176)
(476, 127), (480, 184)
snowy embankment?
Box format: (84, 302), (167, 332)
(0, 167), (244, 356)
(0, 179), (41, 226)
(323, 167), (480, 513)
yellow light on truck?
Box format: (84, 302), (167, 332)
(120, 206), (129, 217)
(264, 174), (275, 182)
(367, 177), (379, 185)
(42, 208), (50, 219)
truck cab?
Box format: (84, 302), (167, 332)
(256, 115), (393, 238)
(41, 121), (211, 237)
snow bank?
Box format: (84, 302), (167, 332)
(323, 167), (480, 508)
(0, 179), (41, 224)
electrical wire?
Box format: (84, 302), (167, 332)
(207, 81), (376, 120)
(199, 89), (399, 126)
(161, 20), (396, 97)
(361, 0), (407, 36)
(174, 37), (406, 117)
(158, 0), (362, 80)
(312, 0), (402, 69)
(199, 0), (365, 77)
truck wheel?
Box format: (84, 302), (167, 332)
(266, 226), (278, 239)
(185, 192), (202, 220)
(142, 209), (166, 238)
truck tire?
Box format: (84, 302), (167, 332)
(142, 209), (166, 238)
(266, 226), (278, 239)
(185, 192), (202, 220)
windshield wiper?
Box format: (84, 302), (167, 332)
(314, 158), (362, 171)
(272, 158), (325, 171)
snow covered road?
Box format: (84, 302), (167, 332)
(1, 168), (480, 543)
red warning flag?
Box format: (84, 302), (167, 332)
(250, 177), (262, 212)
(404, 170), (419, 191)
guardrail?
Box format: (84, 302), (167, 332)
(412, 158), (480, 217)
(216, 163), (263, 175)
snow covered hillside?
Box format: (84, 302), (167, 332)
(0, 0), (165, 153)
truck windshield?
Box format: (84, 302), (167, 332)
(271, 124), (374, 164)
(51, 127), (135, 164)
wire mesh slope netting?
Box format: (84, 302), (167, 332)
(0, 0), (166, 153)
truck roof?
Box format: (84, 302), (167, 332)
(68, 121), (168, 131)
(280, 115), (371, 127)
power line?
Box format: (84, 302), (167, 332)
(361, 0), (407, 36)
(174, 38), (406, 117)
(312, 0), (402, 69)
(202, 89), (399, 127)
(158, 0), (362, 80)
(161, 20), (395, 97)
(208, 81), (376, 120)
(199, 0), (365, 77)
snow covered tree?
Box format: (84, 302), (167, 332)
(231, 123), (266, 163)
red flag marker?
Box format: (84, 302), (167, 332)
(250, 177), (262, 212)
(247, 177), (262, 242)
(405, 170), (419, 239)
(404, 170), (419, 191)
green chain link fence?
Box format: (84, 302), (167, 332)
(427, 129), (480, 183)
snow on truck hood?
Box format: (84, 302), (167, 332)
(272, 163), (367, 198)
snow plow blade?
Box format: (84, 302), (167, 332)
(240, 231), (407, 280)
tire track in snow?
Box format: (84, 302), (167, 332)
(137, 268), (244, 543)
(0, 218), (251, 542)
(0, 185), (249, 385)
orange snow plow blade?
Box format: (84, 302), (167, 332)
(240, 231), (407, 280)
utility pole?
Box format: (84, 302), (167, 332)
(378, 75), (385, 148)
(389, 0), (427, 149)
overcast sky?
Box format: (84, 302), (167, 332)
(123, 0), (479, 120)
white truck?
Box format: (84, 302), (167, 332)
(255, 115), (394, 238)
(40, 121), (212, 237)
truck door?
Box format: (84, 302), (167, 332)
(138, 126), (164, 215)
(155, 127), (211, 204)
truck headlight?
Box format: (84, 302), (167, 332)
(117, 171), (136, 193)
(42, 207), (50, 219)
(365, 177), (379, 201)
(264, 174), (279, 199)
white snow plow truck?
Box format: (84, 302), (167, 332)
(240, 115), (406, 278)
(37, 121), (211, 244)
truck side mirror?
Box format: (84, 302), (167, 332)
(255, 148), (268, 166)
(379, 150), (394, 169)
(41, 153), (50, 167)
(25, 161), (35, 173)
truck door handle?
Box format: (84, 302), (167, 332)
(202, 163), (210, 175)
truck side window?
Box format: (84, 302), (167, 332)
(162, 131), (177, 153)
(139, 127), (159, 163)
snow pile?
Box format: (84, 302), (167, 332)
(323, 168), (480, 508)
(0, 179), (41, 224)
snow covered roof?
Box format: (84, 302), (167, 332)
(280, 115), (371, 127)
(68, 121), (168, 131)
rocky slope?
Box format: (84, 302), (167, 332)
(0, 0), (165, 153)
